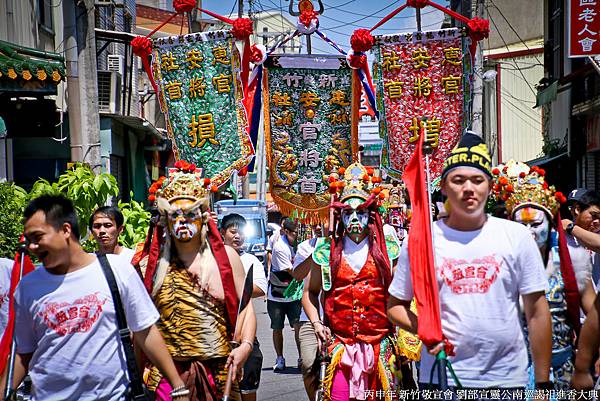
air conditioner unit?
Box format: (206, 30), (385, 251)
(97, 71), (122, 114)
(107, 54), (124, 76)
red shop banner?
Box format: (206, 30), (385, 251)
(374, 28), (467, 179)
(569, 0), (600, 57)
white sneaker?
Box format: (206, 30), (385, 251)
(273, 356), (286, 372)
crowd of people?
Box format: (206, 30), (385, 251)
(1, 133), (600, 400)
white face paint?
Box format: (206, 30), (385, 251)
(341, 198), (369, 239)
(167, 199), (202, 243)
(513, 207), (551, 248)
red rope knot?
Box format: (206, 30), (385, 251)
(299, 9), (318, 28)
(350, 28), (374, 53)
(347, 53), (367, 70)
(467, 17), (490, 42)
(231, 17), (253, 40)
(173, 0), (196, 14)
(407, 0), (429, 9)
(250, 44), (267, 65)
(131, 36), (152, 58)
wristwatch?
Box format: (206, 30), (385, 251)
(565, 222), (575, 234)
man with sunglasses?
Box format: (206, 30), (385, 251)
(267, 218), (302, 372)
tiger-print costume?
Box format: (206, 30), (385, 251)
(146, 265), (239, 399)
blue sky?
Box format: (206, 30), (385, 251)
(202, 0), (450, 54)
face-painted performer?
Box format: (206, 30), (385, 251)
(134, 162), (256, 401)
(494, 160), (584, 391)
(303, 163), (416, 401)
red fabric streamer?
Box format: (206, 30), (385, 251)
(407, 0), (429, 8)
(555, 211), (582, 335)
(131, 36), (159, 96)
(250, 44), (264, 63)
(370, 3), (408, 32)
(231, 18), (254, 40)
(0, 244), (35, 375)
(350, 29), (374, 53)
(173, 0), (196, 14)
(238, 166), (248, 177)
(299, 10), (318, 27)
(349, 54), (367, 69)
(206, 215), (240, 336)
(402, 134), (445, 350)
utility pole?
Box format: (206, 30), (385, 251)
(471, 0), (485, 135)
(239, 0), (251, 198)
(63, 0), (102, 172)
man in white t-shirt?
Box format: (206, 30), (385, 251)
(89, 206), (135, 262)
(268, 218), (301, 372)
(220, 213), (267, 401)
(6, 195), (189, 401)
(388, 133), (552, 392)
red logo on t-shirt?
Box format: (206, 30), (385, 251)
(0, 291), (8, 310)
(37, 292), (107, 336)
(439, 255), (501, 294)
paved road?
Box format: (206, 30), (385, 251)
(253, 298), (309, 401)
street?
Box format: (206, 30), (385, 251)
(254, 299), (308, 401)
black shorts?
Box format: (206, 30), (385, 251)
(239, 339), (263, 393)
(267, 299), (302, 330)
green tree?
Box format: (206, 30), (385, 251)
(118, 194), (151, 250)
(0, 182), (28, 258)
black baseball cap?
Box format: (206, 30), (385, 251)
(567, 188), (593, 204)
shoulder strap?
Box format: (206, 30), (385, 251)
(97, 254), (146, 397)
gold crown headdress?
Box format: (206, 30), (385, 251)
(148, 160), (216, 207)
(492, 160), (566, 218)
(328, 162), (385, 204)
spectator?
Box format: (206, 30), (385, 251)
(388, 133), (552, 392)
(220, 213), (267, 401)
(8, 195), (188, 401)
(89, 206), (135, 261)
(268, 218), (301, 372)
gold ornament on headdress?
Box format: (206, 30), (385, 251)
(328, 162), (384, 203)
(148, 160), (212, 207)
(492, 160), (566, 218)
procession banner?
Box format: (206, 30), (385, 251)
(374, 28), (467, 179)
(152, 31), (253, 187)
(264, 55), (358, 223)
(568, 0), (600, 57)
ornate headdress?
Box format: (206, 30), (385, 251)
(328, 162), (384, 206)
(492, 160), (566, 218)
(148, 160), (215, 212)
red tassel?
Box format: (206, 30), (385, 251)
(299, 10), (318, 27)
(350, 29), (374, 53)
(131, 36), (159, 96)
(467, 17), (490, 42)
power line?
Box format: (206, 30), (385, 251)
(487, 13), (537, 96)
(487, 0), (544, 68)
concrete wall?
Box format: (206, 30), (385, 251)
(485, 0), (543, 50)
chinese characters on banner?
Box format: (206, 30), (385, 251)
(264, 55), (358, 222)
(374, 28), (466, 179)
(153, 31), (253, 187)
(569, 0), (600, 57)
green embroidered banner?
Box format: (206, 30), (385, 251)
(153, 31), (252, 187)
(264, 55), (358, 223)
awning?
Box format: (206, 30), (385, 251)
(0, 40), (65, 87)
(104, 114), (164, 140)
(528, 151), (568, 166)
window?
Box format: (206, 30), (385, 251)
(547, 0), (563, 80)
(37, 0), (53, 32)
